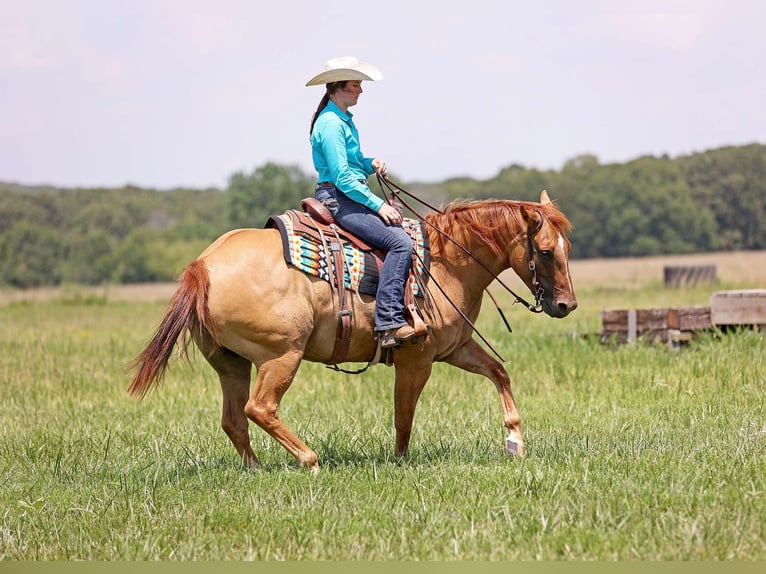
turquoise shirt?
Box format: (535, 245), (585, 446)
(310, 100), (383, 212)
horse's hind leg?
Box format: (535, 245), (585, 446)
(206, 346), (260, 469)
(244, 351), (320, 474)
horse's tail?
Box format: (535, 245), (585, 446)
(128, 259), (215, 399)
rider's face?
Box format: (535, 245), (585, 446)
(336, 81), (363, 109)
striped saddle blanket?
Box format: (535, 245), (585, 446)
(266, 210), (430, 298)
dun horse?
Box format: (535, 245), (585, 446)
(128, 190), (577, 473)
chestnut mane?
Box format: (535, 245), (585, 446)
(425, 198), (572, 258)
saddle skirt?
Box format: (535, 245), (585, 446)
(266, 210), (430, 298)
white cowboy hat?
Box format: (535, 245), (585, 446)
(305, 56), (383, 87)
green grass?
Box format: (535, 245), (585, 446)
(0, 284), (763, 560)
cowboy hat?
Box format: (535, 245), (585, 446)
(305, 56), (383, 87)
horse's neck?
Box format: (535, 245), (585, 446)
(431, 206), (527, 259)
(428, 224), (524, 302)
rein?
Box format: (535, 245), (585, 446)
(377, 175), (546, 313)
(375, 175), (546, 363)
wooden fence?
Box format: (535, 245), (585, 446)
(600, 289), (766, 346)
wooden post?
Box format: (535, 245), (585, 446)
(627, 309), (637, 345)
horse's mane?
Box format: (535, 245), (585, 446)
(425, 198), (572, 258)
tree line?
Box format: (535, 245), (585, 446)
(1, 143), (764, 288)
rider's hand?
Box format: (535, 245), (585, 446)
(371, 158), (388, 178)
(378, 202), (402, 225)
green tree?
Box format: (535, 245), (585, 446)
(111, 229), (162, 283)
(144, 238), (212, 281)
(481, 164), (557, 202)
(227, 162), (314, 229)
(61, 228), (120, 284)
(67, 189), (153, 239)
(158, 187), (229, 240)
(1, 145), (765, 287)
(0, 221), (63, 287)
(681, 144), (766, 250)
(0, 188), (62, 233)
(556, 156), (718, 258)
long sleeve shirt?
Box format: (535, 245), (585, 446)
(310, 100), (383, 212)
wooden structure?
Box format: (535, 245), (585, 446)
(600, 306), (711, 346)
(710, 289), (766, 331)
(600, 289), (766, 346)
(663, 264), (717, 287)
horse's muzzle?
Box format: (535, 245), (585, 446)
(544, 297), (578, 318)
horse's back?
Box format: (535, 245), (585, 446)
(201, 226), (311, 301)
(198, 227), (281, 262)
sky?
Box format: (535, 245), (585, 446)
(2, 0), (765, 190)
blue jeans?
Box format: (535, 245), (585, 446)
(315, 184), (413, 331)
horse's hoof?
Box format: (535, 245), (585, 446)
(504, 433), (526, 457)
(299, 455), (321, 475)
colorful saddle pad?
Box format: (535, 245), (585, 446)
(267, 211), (430, 298)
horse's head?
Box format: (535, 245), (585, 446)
(517, 190), (578, 318)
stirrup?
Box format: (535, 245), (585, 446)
(378, 325), (417, 348)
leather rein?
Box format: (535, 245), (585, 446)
(376, 175), (546, 362)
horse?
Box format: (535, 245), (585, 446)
(128, 190), (577, 473)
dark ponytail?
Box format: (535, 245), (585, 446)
(309, 81), (346, 135)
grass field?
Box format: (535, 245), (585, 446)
(0, 252), (764, 560)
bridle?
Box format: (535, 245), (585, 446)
(525, 214), (545, 314)
(376, 176), (547, 361)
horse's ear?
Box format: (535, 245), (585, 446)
(540, 189), (551, 205)
(520, 204), (542, 228)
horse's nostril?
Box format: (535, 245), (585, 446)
(557, 300), (576, 315)
(559, 300), (578, 314)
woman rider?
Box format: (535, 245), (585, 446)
(306, 56), (415, 348)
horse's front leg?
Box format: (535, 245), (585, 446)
(444, 338), (525, 457)
(393, 357), (433, 457)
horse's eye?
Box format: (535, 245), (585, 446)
(539, 249), (553, 259)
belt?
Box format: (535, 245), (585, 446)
(317, 180), (368, 187)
